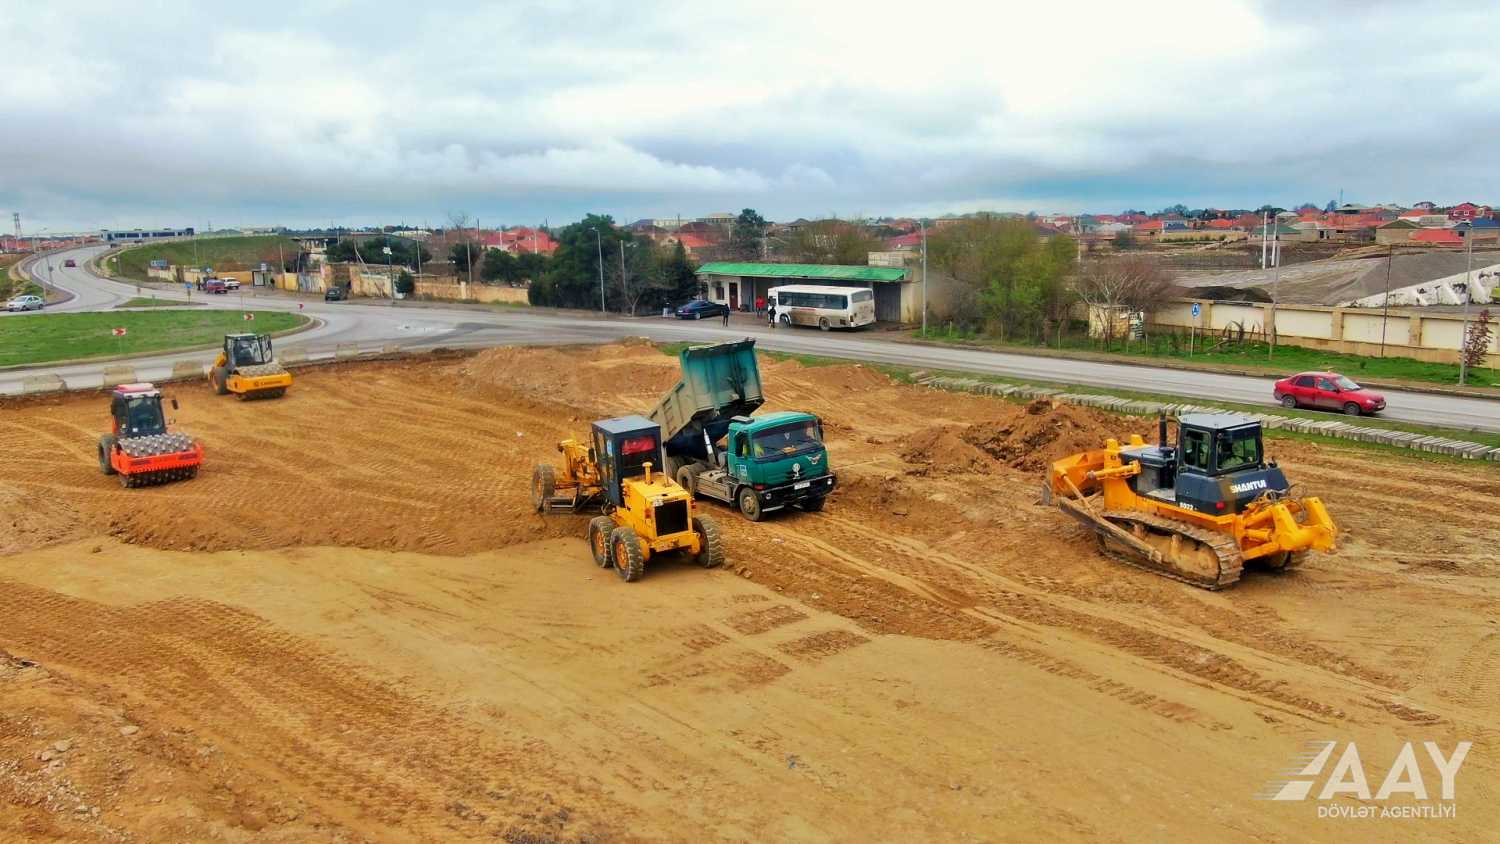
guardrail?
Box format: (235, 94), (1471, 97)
(915, 374), (1500, 462)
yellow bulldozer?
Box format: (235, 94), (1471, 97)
(209, 333), (293, 399)
(532, 414), (726, 582)
(1045, 412), (1335, 589)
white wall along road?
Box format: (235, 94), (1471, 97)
(5, 245), (1498, 435)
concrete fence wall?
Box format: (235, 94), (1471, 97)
(1152, 298), (1498, 367)
(412, 281), (528, 304)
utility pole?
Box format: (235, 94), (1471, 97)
(1379, 246), (1393, 357)
(920, 222), (928, 335)
(595, 227), (605, 312)
(619, 239), (627, 313)
(1260, 211), (1268, 269)
(467, 218), (476, 287)
(1268, 227), (1281, 360)
(1459, 223), (1475, 385)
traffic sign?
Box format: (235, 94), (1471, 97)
(242, 313), (255, 321)
(111, 327), (127, 337)
(1191, 302), (1201, 318)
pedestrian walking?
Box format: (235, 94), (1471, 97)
(755, 295), (766, 317)
(722, 306), (730, 326)
(767, 302), (776, 329)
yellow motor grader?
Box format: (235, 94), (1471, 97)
(1046, 412), (1336, 590)
(532, 415), (726, 582)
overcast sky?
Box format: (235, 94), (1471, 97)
(3, 0), (1498, 232)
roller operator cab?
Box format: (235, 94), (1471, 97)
(98, 383), (203, 487)
(211, 333), (293, 399)
(1119, 413), (1289, 515)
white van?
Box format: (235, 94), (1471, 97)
(767, 285), (876, 330)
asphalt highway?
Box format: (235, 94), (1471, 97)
(5, 245), (1497, 434)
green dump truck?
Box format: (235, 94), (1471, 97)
(648, 339), (835, 521)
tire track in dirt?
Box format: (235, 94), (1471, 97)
(0, 581), (620, 841)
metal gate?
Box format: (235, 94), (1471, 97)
(873, 283), (902, 323)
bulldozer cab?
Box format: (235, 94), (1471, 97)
(591, 415), (664, 507)
(111, 386), (171, 438)
(1176, 414), (1264, 478)
(224, 334), (272, 371)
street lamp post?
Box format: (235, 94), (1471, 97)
(594, 228), (605, 312)
(921, 222), (928, 335)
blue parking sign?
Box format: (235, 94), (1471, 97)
(1191, 302), (1201, 318)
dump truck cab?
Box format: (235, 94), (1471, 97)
(1120, 413), (1290, 516)
(650, 339), (835, 521)
(211, 333), (293, 399)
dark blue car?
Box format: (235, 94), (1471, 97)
(675, 299), (730, 320)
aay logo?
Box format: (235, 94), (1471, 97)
(1231, 479), (1268, 494)
(1259, 741), (1471, 816)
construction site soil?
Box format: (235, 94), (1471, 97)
(2, 341), (1497, 842)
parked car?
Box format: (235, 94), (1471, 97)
(63, 259), (76, 268)
(1273, 371), (1386, 416)
(5, 294), (44, 312)
(203, 279), (227, 294)
(675, 299), (730, 320)
(324, 286), (348, 301)
(223, 278), (241, 291)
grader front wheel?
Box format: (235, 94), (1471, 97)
(693, 515), (725, 568)
(588, 517), (614, 567)
(611, 527), (644, 582)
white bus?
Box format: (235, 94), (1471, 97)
(767, 285), (876, 330)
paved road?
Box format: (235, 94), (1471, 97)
(7, 245), (1499, 434)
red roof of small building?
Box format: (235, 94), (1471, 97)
(1206, 218), (1236, 229)
(884, 232), (924, 249)
(1410, 229), (1463, 245)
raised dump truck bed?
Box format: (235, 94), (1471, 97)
(647, 339), (834, 521)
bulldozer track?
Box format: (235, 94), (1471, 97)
(1097, 510), (1245, 591)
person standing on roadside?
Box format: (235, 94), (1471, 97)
(755, 295), (766, 317)
(722, 304), (730, 326)
(767, 300), (776, 329)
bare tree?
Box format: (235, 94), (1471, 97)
(1074, 255), (1175, 348)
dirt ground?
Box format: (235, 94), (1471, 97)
(1, 341), (1497, 842)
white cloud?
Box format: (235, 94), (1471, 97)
(1, 0), (1498, 230)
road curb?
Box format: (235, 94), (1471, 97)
(916, 374), (1500, 462)
(898, 335), (1500, 401)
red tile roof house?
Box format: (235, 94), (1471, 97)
(481, 227), (558, 255)
(1409, 228), (1464, 247)
(1447, 202), (1492, 221)
(884, 232), (924, 251)
(662, 232), (715, 257)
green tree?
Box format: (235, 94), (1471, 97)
(728, 208), (768, 261)
(788, 219), (880, 265)
(395, 270), (415, 296)
(450, 242), (476, 274)
(326, 236), (429, 269)
(535, 213), (628, 309)
(515, 251), (548, 283)
(928, 216), (1076, 341)
(480, 248), (520, 284)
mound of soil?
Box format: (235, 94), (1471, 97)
(450, 341), (678, 415)
(898, 425), (997, 476)
(960, 400), (1119, 472)
(769, 360), (894, 393)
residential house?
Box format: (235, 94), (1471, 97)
(1410, 228), (1464, 247)
(1376, 219), (1421, 245)
(1447, 202), (1492, 221)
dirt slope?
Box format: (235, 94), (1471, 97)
(2, 344), (1497, 841)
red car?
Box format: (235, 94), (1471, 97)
(63, 259), (76, 267)
(1273, 371), (1386, 416)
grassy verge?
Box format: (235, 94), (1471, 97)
(911, 326), (1496, 390)
(654, 342), (1499, 463)
(112, 235), (301, 282)
(0, 310), (307, 367)
(116, 297), (201, 308)
(1, 255), (42, 300)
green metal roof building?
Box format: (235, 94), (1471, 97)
(695, 261), (914, 323)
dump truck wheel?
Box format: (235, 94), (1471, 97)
(692, 515), (725, 568)
(211, 367), (229, 395)
(1280, 395), (1297, 409)
(676, 466), (697, 496)
(737, 487), (764, 522)
(98, 436), (117, 475)
(800, 495), (825, 512)
(611, 527), (644, 582)
(588, 517), (614, 567)
(531, 464), (556, 512)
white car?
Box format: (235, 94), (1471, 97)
(223, 278), (241, 291)
(5, 294), (44, 312)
